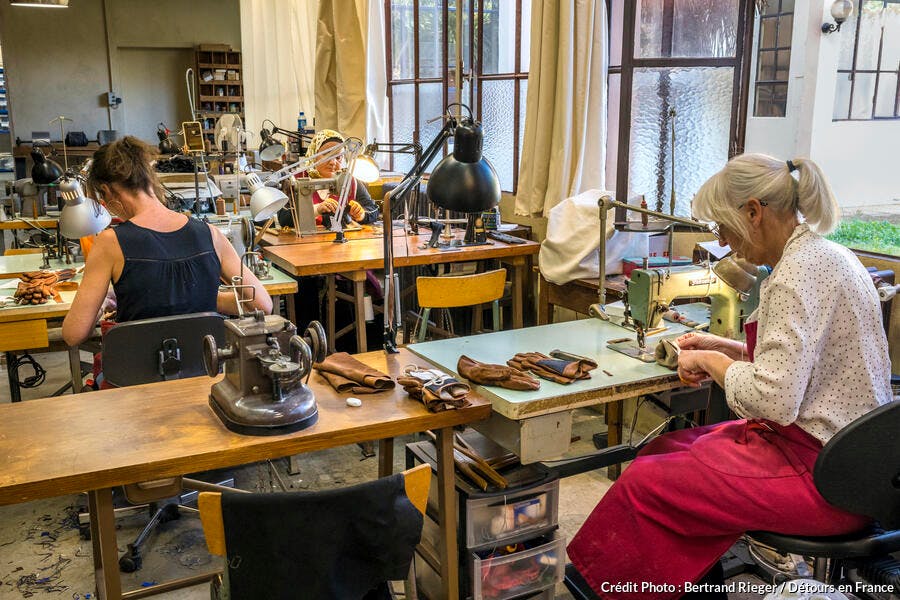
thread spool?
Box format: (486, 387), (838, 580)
(215, 197), (226, 216)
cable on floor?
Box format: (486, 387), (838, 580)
(10, 352), (47, 388)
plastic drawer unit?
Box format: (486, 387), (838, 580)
(406, 430), (563, 599)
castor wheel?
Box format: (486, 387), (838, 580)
(158, 503), (180, 523)
(119, 550), (142, 573)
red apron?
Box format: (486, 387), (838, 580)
(567, 320), (868, 599)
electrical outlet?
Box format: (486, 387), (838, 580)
(107, 92), (122, 108)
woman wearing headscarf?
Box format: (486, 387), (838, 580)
(566, 154), (892, 599)
(279, 129), (379, 228)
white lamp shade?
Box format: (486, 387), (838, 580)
(351, 155), (380, 183)
(58, 177), (111, 238)
(831, 0), (853, 21)
(259, 139), (286, 162)
(250, 186), (288, 222)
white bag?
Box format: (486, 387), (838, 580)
(538, 189), (649, 285)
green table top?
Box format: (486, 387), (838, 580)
(407, 304), (711, 421)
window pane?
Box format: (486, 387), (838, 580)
(761, 0), (779, 16)
(851, 72), (876, 119)
(874, 73), (898, 118)
(776, 14), (793, 47)
(482, 0), (517, 74)
(391, 84), (416, 173)
(391, 0), (415, 79)
(755, 83), (787, 117)
(520, 0), (531, 72)
(419, 82), (445, 170)
(837, 10), (859, 70)
(780, 0), (795, 12)
(775, 50), (791, 80)
(629, 67), (733, 217)
(760, 17), (777, 47)
(637, 0), (738, 58)
(481, 79), (516, 191)
(881, 3), (900, 71)
(856, 1), (887, 71)
(832, 72), (852, 119)
(758, 49), (776, 81)
(518, 79), (527, 179)
(419, 0), (445, 79)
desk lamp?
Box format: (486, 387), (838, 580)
(356, 141), (424, 233)
(258, 120), (312, 161)
(381, 103), (501, 352)
(30, 146), (64, 185)
(58, 175), (111, 239)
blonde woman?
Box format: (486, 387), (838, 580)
(567, 154), (892, 599)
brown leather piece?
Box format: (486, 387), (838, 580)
(397, 376), (470, 412)
(457, 355), (540, 391)
(507, 352), (597, 384)
(313, 352), (395, 394)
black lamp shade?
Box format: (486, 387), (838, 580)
(30, 149), (63, 185)
(426, 118), (500, 213)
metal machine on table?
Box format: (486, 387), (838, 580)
(203, 278), (327, 435)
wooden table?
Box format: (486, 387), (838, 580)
(0, 348), (491, 600)
(0, 262), (298, 402)
(0, 217), (60, 231)
(263, 229), (540, 352)
(408, 316), (705, 464)
(537, 273), (628, 325)
(258, 223), (388, 246)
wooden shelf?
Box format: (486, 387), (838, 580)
(196, 45), (245, 150)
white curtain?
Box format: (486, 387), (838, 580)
(515, 0), (608, 216)
(240, 0), (318, 144)
(366, 0), (389, 148)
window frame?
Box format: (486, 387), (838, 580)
(753, 0), (794, 117)
(833, 0), (900, 121)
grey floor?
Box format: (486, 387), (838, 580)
(0, 350), (801, 599)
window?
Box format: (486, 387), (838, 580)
(754, 0), (794, 117)
(385, 0), (529, 192)
(833, 0), (900, 120)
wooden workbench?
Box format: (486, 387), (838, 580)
(0, 347), (491, 600)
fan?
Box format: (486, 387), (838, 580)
(214, 114), (244, 152)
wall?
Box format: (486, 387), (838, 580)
(745, 0), (900, 211)
(0, 0), (240, 144)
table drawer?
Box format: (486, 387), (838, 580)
(0, 319), (48, 351)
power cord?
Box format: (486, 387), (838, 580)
(10, 353), (47, 388)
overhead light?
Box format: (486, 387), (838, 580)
(10, 0), (69, 7)
(245, 172), (288, 222)
(822, 0), (853, 33)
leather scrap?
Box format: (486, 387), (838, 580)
(507, 351), (597, 384)
(457, 355), (540, 391)
(313, 352), (395, 394)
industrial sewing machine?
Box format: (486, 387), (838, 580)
(609, 261), (768, 361)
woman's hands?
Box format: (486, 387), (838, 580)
(348, 200), (365, 222)
(676, 331), (748, 361)
(677, 350), (712, 387)
(315, 199), (365, 222)
(315, 198), (340, 216)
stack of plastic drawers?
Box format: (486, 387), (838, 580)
(406, 430), (564, 600)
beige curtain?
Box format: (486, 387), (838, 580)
(240, 0), (318, 143)
(315, 0), (368, 140)
(515, 0), (608, 216)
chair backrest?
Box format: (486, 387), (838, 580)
(416, 268), (507, 309)
(813, 400), (900, 529)
(102, 312), (225, 387)
(4, 248), (43, 255)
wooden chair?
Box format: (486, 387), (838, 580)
(4, 247), (43, 255)
(409, 268), (507, 343)
(199, 463), (431, 599)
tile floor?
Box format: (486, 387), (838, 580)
(0, 350), (829, 599)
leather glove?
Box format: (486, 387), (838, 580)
(315, 198), (339, 215)
(507, 352), (597, 384)
(457, 355), (540, 391)
(654, 339), (680, 370)
(14, 269), (76, 305)
(398, 366), (470, 412)
(348, 200), (365, 222)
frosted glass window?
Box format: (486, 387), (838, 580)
(419, 83), (445, 171)
(833, 1), (900, 120)
(636, 0), (739, 58)
(753, 0), (793, 117)
(518, 79), (527, 177)
(391, 85), (416, 174)
(481, 79), (515, 191)
(419, 0), (445, 78)
(520, 1), (531, 72)
(629, 67), (733, 217)
(391, 0), (415, 79)
(483, 0), (517, 74)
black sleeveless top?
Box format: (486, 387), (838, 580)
(112, 218), (220, 323)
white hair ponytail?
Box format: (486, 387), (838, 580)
(790, 158), (840, 235)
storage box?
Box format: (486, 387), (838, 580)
(465, 480), (559, 548)
(214, 69), (227, 80)
(471, 531), (565, 600)
(622, 256), (692, 276)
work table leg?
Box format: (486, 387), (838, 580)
(67, 345), (82, 394)
(88, 488), (122, 600)
(436, 427), (459, 599)
(378, 438), (394, 478)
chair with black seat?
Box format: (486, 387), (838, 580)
(95, 311), (233, 573)
(744, 398), (900, 591)
(198, 463), (431, 599)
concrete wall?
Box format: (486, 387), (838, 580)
(0, 0), (240, 144)
(745, 0), (900, 211)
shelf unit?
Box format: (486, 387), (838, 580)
(406, 430), (564, 600)
(194, 46), (244, 149)
(0, 67), (9, 133)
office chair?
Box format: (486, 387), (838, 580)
(86, 312), (234, 573)
(199, 463), (431, 600)
(406, 268), (507, 343)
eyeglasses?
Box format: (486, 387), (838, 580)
(710, 200), (768, 241)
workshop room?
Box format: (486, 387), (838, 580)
(0, 0), (898, 599)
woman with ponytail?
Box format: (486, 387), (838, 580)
(567, 154), (892, 599)
(62, 136), (272, 347)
